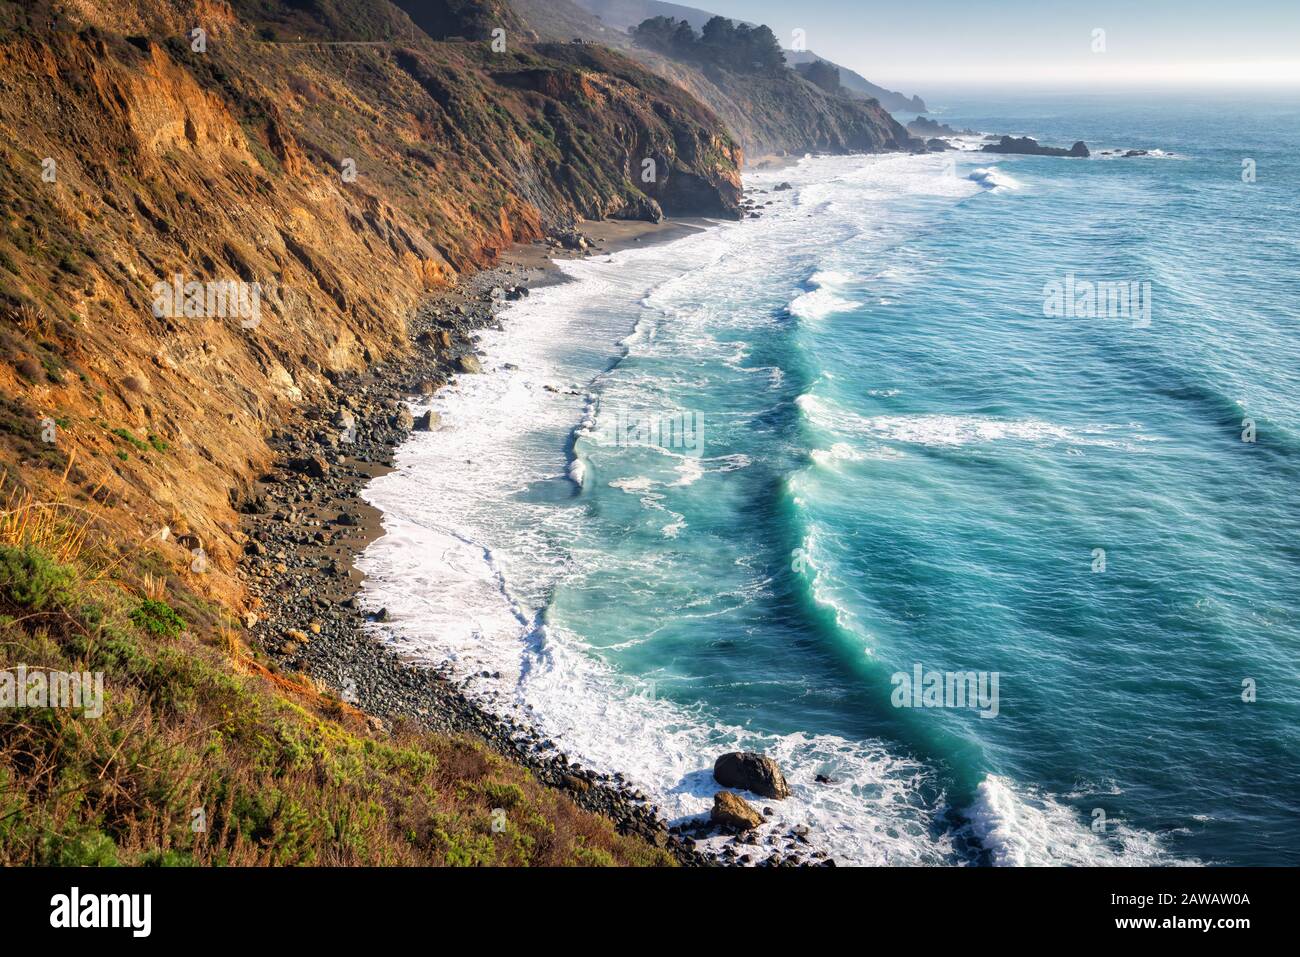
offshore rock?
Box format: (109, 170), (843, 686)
(714, 752), (791, 800)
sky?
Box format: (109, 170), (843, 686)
(688, 0), (1300, 91)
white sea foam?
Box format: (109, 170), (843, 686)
(787, 266), (864, 321)
(808, 269), (854, 289)
(358, 151), (1181, 868)
(862, 413), (1119, 447)
(609, 476), (657, 493)
(355, 203), (956, 865)
(964, 775), (1195, 866)
(516, 623), (956, 865)
(567, 458), (587, 487)
(789, 288), (861, 322)
(968, 166), (1022, 191)
(791, 521), (872, 644)
(810, 442), (867, 467)
(798, 394), (1154, 451)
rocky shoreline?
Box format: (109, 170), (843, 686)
(235, 223), (831, 867)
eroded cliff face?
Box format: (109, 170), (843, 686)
(643, 52), (918, 158)
(0, 0), (740, 614)
(510, 0), (920, 159)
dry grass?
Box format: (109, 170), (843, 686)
(13, 303), (53, 340)
(0, 461), (95, 567)
(139, 570), (167, 602)
(0, 471), (672, 867)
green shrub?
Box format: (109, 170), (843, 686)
(130, 598), (185, 639)
(0, 545), (74, 610)
(571, 844), (616, 867)
(42, 830), (119, 867)
(0, 545), (673, 867)
(480, 780), (525, 809)
(110, 427), (149, 452)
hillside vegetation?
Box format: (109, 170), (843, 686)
(0, 0), (742, 866)
(0, 473), (670, 864)
(0, 0), (739, 616)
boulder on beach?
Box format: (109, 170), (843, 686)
(556, 230), (590, 251)
(414, 410), (440, 431)
(561, 773), (591, 793)
(290, 454), (329, 479)
(455, 354), (482, 374)
(713, 751), (791, 800)
(392, 407), (414, 430)
(711, 791), (763, 830)
(617, 194), (664, 223)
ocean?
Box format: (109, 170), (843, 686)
(357, 90), (1300, 865)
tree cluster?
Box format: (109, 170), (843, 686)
(795, 59), (841, 94)
(631, 16), (786, 75)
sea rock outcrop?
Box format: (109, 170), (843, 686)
(982, 135), (1090, 158)
(714, 751), (791, 799)
(907, 115), (977, 138)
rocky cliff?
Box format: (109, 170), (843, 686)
(0, 0), (747, 867)
(550, 0), (926, 113)
(633, 45), (917, 158)
(512, 0), (919, 157)
(0, 0), (740, 611)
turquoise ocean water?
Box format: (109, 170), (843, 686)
(360, 91), (1300, 865)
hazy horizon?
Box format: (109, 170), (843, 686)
(681, 0), (1300, 92)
